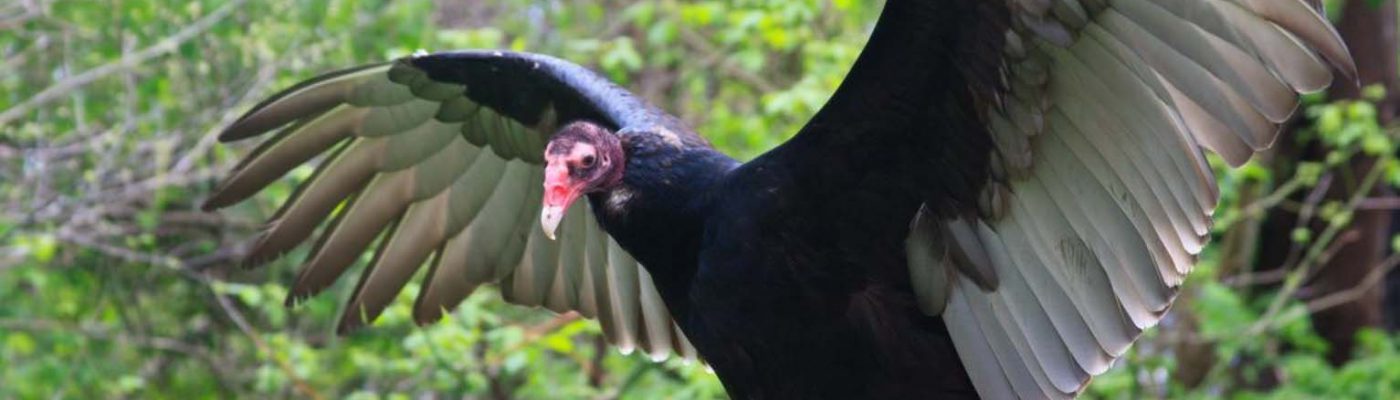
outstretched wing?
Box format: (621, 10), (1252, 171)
(885, 1), (1352, 398)
(205, 51), (696, 360)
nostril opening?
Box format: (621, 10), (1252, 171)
(549, 186), (570, 201)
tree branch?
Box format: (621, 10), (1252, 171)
(0, 0), (248, 127)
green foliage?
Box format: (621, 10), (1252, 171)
(1082, 71), (1400, 399)
(2, 0), (1398, 398)
(1, 0), (877, 397)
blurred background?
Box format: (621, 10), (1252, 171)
(1, 0), (1398, 398)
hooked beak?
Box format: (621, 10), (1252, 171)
(541, 163), (583, 240)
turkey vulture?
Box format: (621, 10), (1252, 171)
(204, 0), (1355, 398)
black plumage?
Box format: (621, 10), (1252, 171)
(205, 1), (1354, 398)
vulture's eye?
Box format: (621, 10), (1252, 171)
(580, 155), (596, 168)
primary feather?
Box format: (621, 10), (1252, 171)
(902, 1), (1352, 398)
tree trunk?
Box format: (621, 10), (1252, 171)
(1303, 0), (1396, 365)
(1251, 0), (1396, 368)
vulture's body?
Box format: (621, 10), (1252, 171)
(205, 1), (1354, 398)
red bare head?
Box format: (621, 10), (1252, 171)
(541, 121), (625, 239)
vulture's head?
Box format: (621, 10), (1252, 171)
(541, 121), (626, 239)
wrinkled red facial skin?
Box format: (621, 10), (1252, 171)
(542, 143), (595, 212)
(539, 121), (625, 239)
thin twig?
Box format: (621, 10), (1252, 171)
(1355, 196), (1400, 210)
(674, 24), (779, 93)
(172, 62), (279, 174)
(484, 312), (583, 365)
(1222, 175), (1332, 287)
(0, 317), (238, 393)
(1303, 253), (1400, 313)
(0, 0), (42, 30)
(0, 0), (248, 126)
(212, 289), (325, 400)
(1246, 152), (1389, 338)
